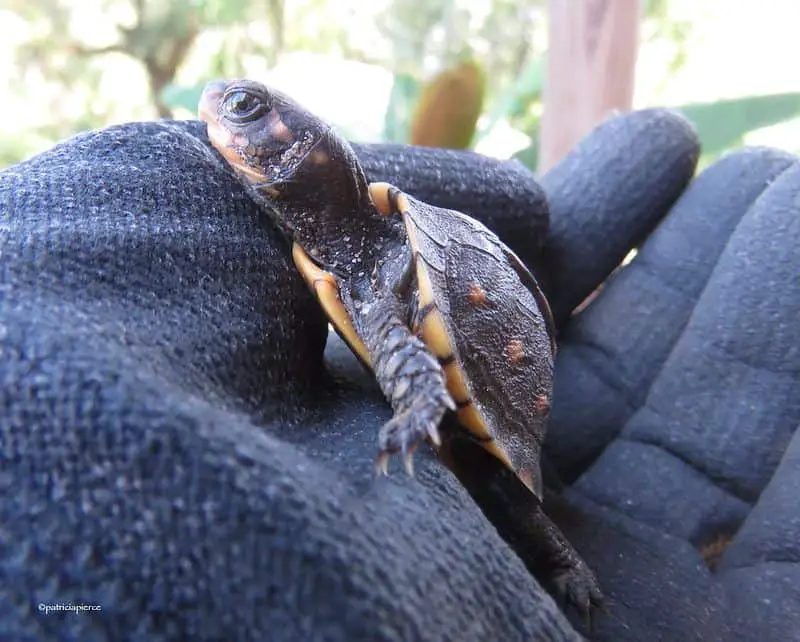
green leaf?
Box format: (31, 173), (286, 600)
(511, 137), (539, 171)
(203, 0), (253, 24)
(382, 73), (421, 143)
(161, 83), (206, 115)
(476, 54), (545, 144)
(678, 93), (800, 156)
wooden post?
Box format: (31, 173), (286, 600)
(538, 0), (642, 174)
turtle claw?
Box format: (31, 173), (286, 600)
(373, 452), (390, 477)
(552, 564), (605, 625)
(427, 390), (453, 447)
(402, 441), (419, 476)
(403, 452), (415, 476)
(376, 405), (444, 477)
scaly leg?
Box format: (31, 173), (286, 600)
(441, 433), (604, 621)
(361, 293), (455, 474)
(521, 504), (604, 622)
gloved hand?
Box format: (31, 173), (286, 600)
(537, 116), (800, 641)
(0, 107), (797, 642)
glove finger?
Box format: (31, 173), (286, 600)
(546, 148), (798, 480)
(714, 426), (800, 641)
(574, 160), (800, 546)
(540, 108), (699, 324)
(354, 143), (549, 269)
(0, 119), (329, 398)
(550, 493), (733, 641)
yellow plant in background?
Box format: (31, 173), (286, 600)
(410, 61), (485, 149)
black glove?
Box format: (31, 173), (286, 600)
(540, 117), (800, 641)
(1, 109), (797, 642)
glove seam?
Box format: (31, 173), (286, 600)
(558, 337), (639, 413)
(621, 433), (752, 507)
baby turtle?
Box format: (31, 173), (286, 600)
(199, 79), (603, 617)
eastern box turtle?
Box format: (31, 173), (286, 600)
(199, 79), (603, 617)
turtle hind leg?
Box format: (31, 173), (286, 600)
(441, 431), (603, 622)
(522, 504), (605, 623)
(361, 293), (455, 474)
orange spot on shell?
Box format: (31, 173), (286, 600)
(534, 393), (551, 415)
(467, 283), (488, 307)
(507, 339), (525, 365)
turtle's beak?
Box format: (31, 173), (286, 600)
(197, 79), (227, 125)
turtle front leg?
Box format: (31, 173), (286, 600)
(361, 293), (455, 474)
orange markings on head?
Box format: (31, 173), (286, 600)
(270, 119), (294, 143)
(205, 120), (232, 150)
(309, 149), (330, 165)
(232, 133), (250, 148)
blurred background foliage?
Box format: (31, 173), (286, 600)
(1, 0), (800, 170)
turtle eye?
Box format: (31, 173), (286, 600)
(222, 89), (267, 123)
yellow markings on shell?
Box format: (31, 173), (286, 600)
(366, 181), (521, 483)
(455, 402), (484, 431)
(517, 468), (537, 496)
(291, 243), (372, 367)
(412, 237), (495, 444)
(442, 362), (469, 406)
(367, 182), (396, 216)
(392, 190), (411, 217)
(416, 266), (452, 360)
(483, 441), (517, 477)
(443, 359), (515, 476)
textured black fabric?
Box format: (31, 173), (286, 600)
(543, 139), (800, 641)
(0, 120), (575, 642)
(1, 110), (798, 642)
(546, 147), (798, 480)
(540, 108), (700, 323)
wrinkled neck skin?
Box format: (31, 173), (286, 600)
(256, 135), (404, 284)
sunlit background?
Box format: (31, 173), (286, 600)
(2, 0), (800, 170)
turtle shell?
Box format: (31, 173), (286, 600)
(370, 183), (556, 501)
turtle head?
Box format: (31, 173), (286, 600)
(199, 79), (377, 263)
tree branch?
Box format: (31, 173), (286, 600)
(69, 43), (126, 57)
(538, 0), (641, 173)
